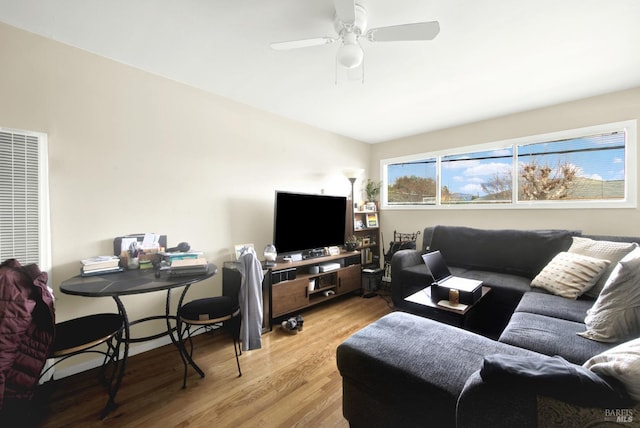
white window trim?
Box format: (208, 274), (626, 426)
(0, 127), (51, 275)
(381, 120), (637, 210)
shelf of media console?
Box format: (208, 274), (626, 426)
(270, 252), (359, 281)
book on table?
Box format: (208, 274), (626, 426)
(167, 255), (208, 277)
(81, 266), (124, 276)
(170, 257), (207, 268)
(81, 256), (120, 274)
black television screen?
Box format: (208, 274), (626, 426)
(274, 191), (347, 256)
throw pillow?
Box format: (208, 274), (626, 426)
(568, 237), (638, 298)
(578, 247), (640, 342)
(531, 252), (609, 299)
(583, 337), (640, 402)
(481, 353), (631, 407)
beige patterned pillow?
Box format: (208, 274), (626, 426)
(583, 337), (640, 401)
(531, 252), (609, 299)
(569, 237), (638, 298)
(578, 247), (640, 342)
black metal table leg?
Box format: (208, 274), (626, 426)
(98, 296), (129, 419)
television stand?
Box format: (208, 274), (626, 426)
(270, 251), (362, 320)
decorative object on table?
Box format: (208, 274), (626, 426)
(114, 233), (165, 269)
(80, 256), (122, 276)
(127, 257), (139, 270)
(364, 178), (381, 203)
(263, 244), (277, 267)
(345, 235), (359, 251)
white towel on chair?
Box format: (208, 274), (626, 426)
(238, 247), (264, 351)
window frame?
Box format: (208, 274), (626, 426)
(0, 127), (51, 274)
(381, 120), (637, 210)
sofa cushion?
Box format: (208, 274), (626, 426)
(428, 226), (573, 278)
(515, 292), (593, 323)
(480, 353), (631, 407)
(455, 268), (532, 295)
(578, 247), (640, 343)
(568, 237), (638, 298)
(530, 252), (609, 299)
(583, 338), (640, 401)
(498, 312), (615, 364)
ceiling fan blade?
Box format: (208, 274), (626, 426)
(366, 21), (440, 42)
(270, 37), (336, 51)
(334, 0), (356, 25)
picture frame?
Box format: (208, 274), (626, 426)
(234, 243), (255, 260)
(365, 213), (378, 228)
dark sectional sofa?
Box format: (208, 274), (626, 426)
(337, 225), (640, 427)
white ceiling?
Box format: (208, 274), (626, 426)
(1, 0), (639, 143)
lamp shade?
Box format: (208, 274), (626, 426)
(343, 168), (364, 180)
(337, 42), (364, 69)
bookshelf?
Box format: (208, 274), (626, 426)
(353, 205), (380, 269)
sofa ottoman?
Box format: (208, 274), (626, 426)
(336, 311), (539, 428)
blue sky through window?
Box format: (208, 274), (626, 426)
(387, 131), (625, 200)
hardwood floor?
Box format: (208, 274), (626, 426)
(37, 293), (393, 427)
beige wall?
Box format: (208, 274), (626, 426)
(371, 87), (640, 250)
(0, 22), (369, 359)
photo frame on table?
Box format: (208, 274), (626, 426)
(365, 213), (378, 228)
(234, 243), (255, 260)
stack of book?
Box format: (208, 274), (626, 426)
(161, 252), (208, 277)
(81, 256), (122, 276)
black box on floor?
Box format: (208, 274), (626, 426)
(362, 268), (384, 292)
(430, 282), (482, 305)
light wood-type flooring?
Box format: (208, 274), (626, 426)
(37, 293), (393, 427)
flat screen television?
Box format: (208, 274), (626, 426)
(273, 191), (347, 257)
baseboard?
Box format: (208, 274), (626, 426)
(50, 334), (175, 379)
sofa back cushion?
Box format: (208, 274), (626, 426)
(428, 226), (574, 278)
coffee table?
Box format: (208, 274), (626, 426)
(404, 285), (491, 329)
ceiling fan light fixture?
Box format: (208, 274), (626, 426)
(337, 41), (363, 69)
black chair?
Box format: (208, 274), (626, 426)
(177, 295), (242, 388)
(40, 313), (125, 418)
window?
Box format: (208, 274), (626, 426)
(0, 128), (51, 272)
(386, 157), (436, 205)
(381, 120), (636, 209)
(441, 148), (513, 204)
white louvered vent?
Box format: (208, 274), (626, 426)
(0, 129), (46, 267)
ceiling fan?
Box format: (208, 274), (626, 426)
(270, 0), (440, 73)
